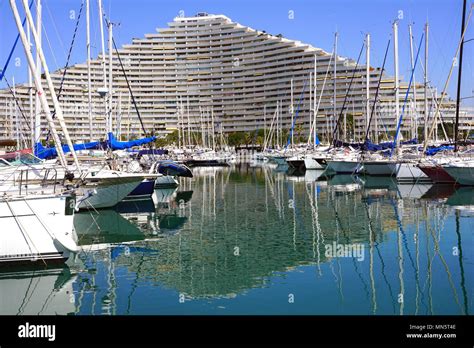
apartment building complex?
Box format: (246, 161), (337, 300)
(0, 12), (468, 146)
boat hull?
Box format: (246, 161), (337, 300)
(155, 175), (179, 188)
(126, 179), (156, 199)
(287, 159), (305, 171)
(77, 176), (143, 209)
(418, 165), (455, 184)
(0, 195), (77, 266)
(304, 157), (324, 170)
(443, 166), (474, 186)
(270, 156), (288, 166)
(395, 163), (431, 183)
(326, 160), (360, 174)
(363, 161), (397, 176)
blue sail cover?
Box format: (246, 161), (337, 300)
(425, 145), (454, 156)
(363, 138), (418, 152)
(107, 132), (156, 150)
(34, 141), (100, 159)
(333, 138), (418, 152)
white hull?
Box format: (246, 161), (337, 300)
(0, 194), (77, 265)
(304, 157), (324, 170)
(155, 175), (179, 188)
(76, 176), (144, 209)
(395, 163), (430, 183)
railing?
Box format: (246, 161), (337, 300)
(18, 167), (59, 195)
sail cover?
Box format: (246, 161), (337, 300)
(107, 132), (156, 150)
(34, 141), (100, 159)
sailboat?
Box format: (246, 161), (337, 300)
(326, 37), (365, 174)
(362, 22), (429, 182)
(440, 1), (474, 186)
(0, 0), (80, 265)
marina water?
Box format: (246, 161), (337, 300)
(1, 164), (471, 315)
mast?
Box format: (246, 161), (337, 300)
(26, 20), (34, 148)
(309, 72), (312, 144)
(13, 77), (19, 150)
(313, 53), (317, 146)
(424, 22), (429, 142)
(10, 0), (67, 168)
(98, 0), (107, 88)
(276, 101), (280, 148)
(409, 24), (418, 140)
(333, 32), (338, 141)
(86, 0), (93, 141)
(290, 78), (294, 147)
(455, 0), (467, 152)
(263, 105), (266, 149)
(34, 0), (41, 147)
(177, 99), (181, 149)
(108, 20), (113, 134)
(393, 21), (400, 148)
(117, 91), (122, 139)
(366, 33), (371, 141)
(20, 0), (81, 171)
(211, 106), (215, 150)
(187, 96), (191, 147)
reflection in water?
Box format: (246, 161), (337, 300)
(2, 165), (472, 315)
(0, 267), (76, 315)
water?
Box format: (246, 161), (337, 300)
(1, 164), (472, 315)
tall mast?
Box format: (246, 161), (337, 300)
(211, 106), (215, 150)
(263, 105), (266, 149)
(10, 0), (67, 168)
(309, 72), (312, 144)
(21, 0), (81, 171)
(187, 96), (191, 147)
(177, 99), (181, 149)
(313, 53), (317, 146)
(98, 0), (107, 88)
(108, 20), (113, 134)
(26, 19), (34, 148)
(13, 77), (19, 150)
(393, 21), (400, 148)
(333, 32), (338, 141)
(424, 22), (429, 142)
(290, 78), (294, 147)
(366, 33), (372, 142)
(276, 101), (279, 148)
(86, 0), (93, 141)
(454, 0), (467, 152)
(34, 0), (41, 147)
(409, 24), (418, 140)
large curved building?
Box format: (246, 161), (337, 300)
(0, 12), (464, 145)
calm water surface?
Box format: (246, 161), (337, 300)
(1, 164), (472, 315)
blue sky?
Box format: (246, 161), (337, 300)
(1, 0), (473, 106)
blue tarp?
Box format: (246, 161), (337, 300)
(425, 145), (454, 156)
(107, 132), (156, 150)
(136, 149), (169, 156)
(333, 138), (418, 152)
(363, 138), (418, 152)
(34, 141), (100, 159)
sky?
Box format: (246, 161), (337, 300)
(1, 0), (473, 106)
